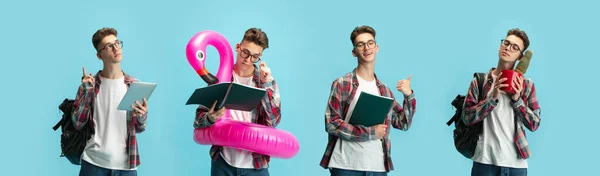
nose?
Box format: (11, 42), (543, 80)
(113, 46), (121, 53)
(501, 45), (509, 52)
(244, 56), (252, 62)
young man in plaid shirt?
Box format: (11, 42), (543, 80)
(320, 25), (417, 176)
(462, 28), (541, 176)
(194, 28), (281, 176)
(72, 27), (149, 176)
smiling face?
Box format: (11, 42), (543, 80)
(352, 33), (379, 63)
(350, 25), (379, 64)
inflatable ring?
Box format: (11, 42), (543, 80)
(194, 119), (300, 159)
(186, 30), (299, 159)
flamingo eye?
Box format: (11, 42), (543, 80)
(196, 50), (205, 61)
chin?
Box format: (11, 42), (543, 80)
(112, 58), (122, 63)
(362, 56), (375, 62)
(501, 57), (517, 63)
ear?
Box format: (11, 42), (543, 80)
(96, 53), (102, 60)
(235, 43), (240, 52)
(351, 49), (357, 57)
(375, 44), (379, 53)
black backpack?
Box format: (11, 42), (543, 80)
(446, 73), (486, 159)
(52, 98), (94, 165)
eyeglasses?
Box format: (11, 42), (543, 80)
(354, 40), (377, 50)
(98, 40), (123, 52)
(500, 39), (521, 53)
(239, 48), (261, 63)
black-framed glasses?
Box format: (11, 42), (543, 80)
(239, 48), (261, 63)
(500, 39), (521, 53)
(354, 40), (377, 50)
(98, 40), (123, 52)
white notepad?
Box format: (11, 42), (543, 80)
(117, 82), (157, 111)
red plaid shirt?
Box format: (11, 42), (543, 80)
(320, 69), (417, 172)
(461, 68), (541, 159)
(71, 70), (148, 169)
(194, 67), (282, 169)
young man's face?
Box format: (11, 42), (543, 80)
(96, 34), (123, 63)
(498, 35), (524, 63)
(235, 40), (263, 71)
(352, 33), (379, 63)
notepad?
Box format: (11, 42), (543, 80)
(117, 82), (157, 111)
(186, 82), (267, 111)
(347, 91), (395, 126)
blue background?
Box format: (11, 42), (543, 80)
(0, 0), (597, 175)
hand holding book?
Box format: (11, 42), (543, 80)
(207, 100), (226, 123)
(373, 124), (387, 139)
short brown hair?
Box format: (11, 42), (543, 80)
(241, 28), (269, 49)
(92, 27), (118, 51)
(350, 25), (376, 46)
(506, 28), (530, 52)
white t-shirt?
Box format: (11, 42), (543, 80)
(220, 72), (257, 169)
(82, 76), (133, 170)
(472, 73), (528, 168)
(328, 75), (386, 172)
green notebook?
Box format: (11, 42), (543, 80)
(348, 91), (395, 127)
(186, 82), (267, 111)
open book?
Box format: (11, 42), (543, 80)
(348, 91), (395, 127)
(186, 82), (267, 111)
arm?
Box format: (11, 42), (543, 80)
(71, 82), (94, 131)
(257, 78), (281, 127)
(512, 78), (541, 131)
(461, 77), (498, 126)
(390, 90), (416, 131)
(324, 79), (377, 142)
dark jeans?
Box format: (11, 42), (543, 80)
(471, 162), (527, 176)
(79, 160), (137, 176)
(211, 155), (269, 176)
(329, 168), (387, 176)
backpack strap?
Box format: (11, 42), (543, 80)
(53, 98), (74, 131)
(446, 72), (488, 126)
(52, 118), (64, 131)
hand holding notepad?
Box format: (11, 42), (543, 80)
(117, 82), (157, 115)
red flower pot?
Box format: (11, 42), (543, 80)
(500, 69), (522, 95)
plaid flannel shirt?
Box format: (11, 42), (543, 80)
(194, 66), (282, 170)
(71, 70), (148, 169)
(461, 68), (541, 159)
(319, 69), (417, 172)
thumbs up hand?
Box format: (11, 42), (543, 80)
(396, 74), (413, 96)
